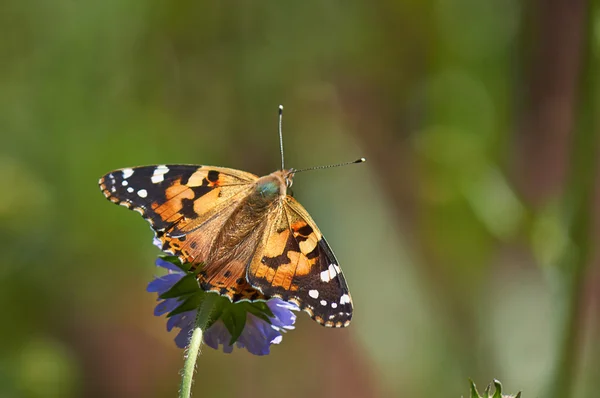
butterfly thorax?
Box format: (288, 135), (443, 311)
(205, 170), (291, 265)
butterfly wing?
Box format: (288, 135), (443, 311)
(99, 165), (257, 232)
(247, 196), (353, 327)
(99, 165), (267, 301)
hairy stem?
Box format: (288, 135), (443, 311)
(179, 293), (218, 398)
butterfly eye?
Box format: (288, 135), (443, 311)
(288, 187), (294, 197)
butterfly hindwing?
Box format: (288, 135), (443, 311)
(247, 196), (353, 327)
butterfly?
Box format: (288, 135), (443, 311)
(99, 106), (364, 328)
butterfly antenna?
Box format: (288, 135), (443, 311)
(294, 157), (366, 174)
(278, 105), (285, 170)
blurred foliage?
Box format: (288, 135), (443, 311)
(0, 1), (599, 397)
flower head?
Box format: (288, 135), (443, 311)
(147, 257), (298, 355)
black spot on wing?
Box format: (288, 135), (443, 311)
(190, 184), (213, 201)
(296, 224), (313, 237)
(261, 232), (301, 269)
(180, 198), (198, 220)
(207, 170), (220, 183)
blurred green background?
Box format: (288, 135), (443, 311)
(1, 1), (599, 397)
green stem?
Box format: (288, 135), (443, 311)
(179, 293), (219, 398)
(547, 2), (599, 397)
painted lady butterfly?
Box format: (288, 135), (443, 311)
(99, 106), (364, 327)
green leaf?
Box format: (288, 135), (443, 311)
(167, 292), (204, 318)
(244, 302), (274, 324)
(469, 379), (482, 398)
(515, 392), (522, 398)
(492, 379), (502, 398)
(222, 307), (247, 345)
(204, 304), (225, 331)
(159, 273), (200, 299)
(484, 384), (491, 397)
(249, 301), (274, 318)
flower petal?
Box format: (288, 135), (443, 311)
(147, 273), (182, 293)
(155, 257), (183, 272)
(204, 321), (234, 353)
(154, 298), (180, 316)
(167, 311), (194, 332)
(267, 299), (299, 331)
(174, 327), (192, 349)
(235, 313), (281, 356)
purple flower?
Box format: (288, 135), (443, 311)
(147, 257), (298, 355)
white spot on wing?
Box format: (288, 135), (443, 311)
(137, 189), (148, 198)
(320, 300), (327, 306)
(321, 264), (339, 282)
(340, 294), (351, 305)
(331, 303), (337, 308)
(127, 187), (134, 193)
(121, 180), (128, 186)
(122, 168), (134, 179)
(151, 165), (169, 184)
(328, 264), (338, 279)
(308, 289), (319, 299)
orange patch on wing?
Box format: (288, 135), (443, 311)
(155, 179), (195, 222)
(186, 170), (209, 187)
(263, 229), (290, 257)
(287, 251), (313, 277)
(165, 179), (192, 200)
(271, 262), (295, 289)
(299, 235), (318, 254)
(192, 188), (221, 216)
(264, 267), (276, 283)
(253, 264), (277, 283)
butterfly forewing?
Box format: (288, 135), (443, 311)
(99, 165), (258, 232)
(247, 196), (353, 327)
(99, 165), (268, 301)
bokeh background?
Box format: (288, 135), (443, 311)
(1, 1), (599, 397)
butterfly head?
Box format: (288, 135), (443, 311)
(256, 169), (295, 200)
